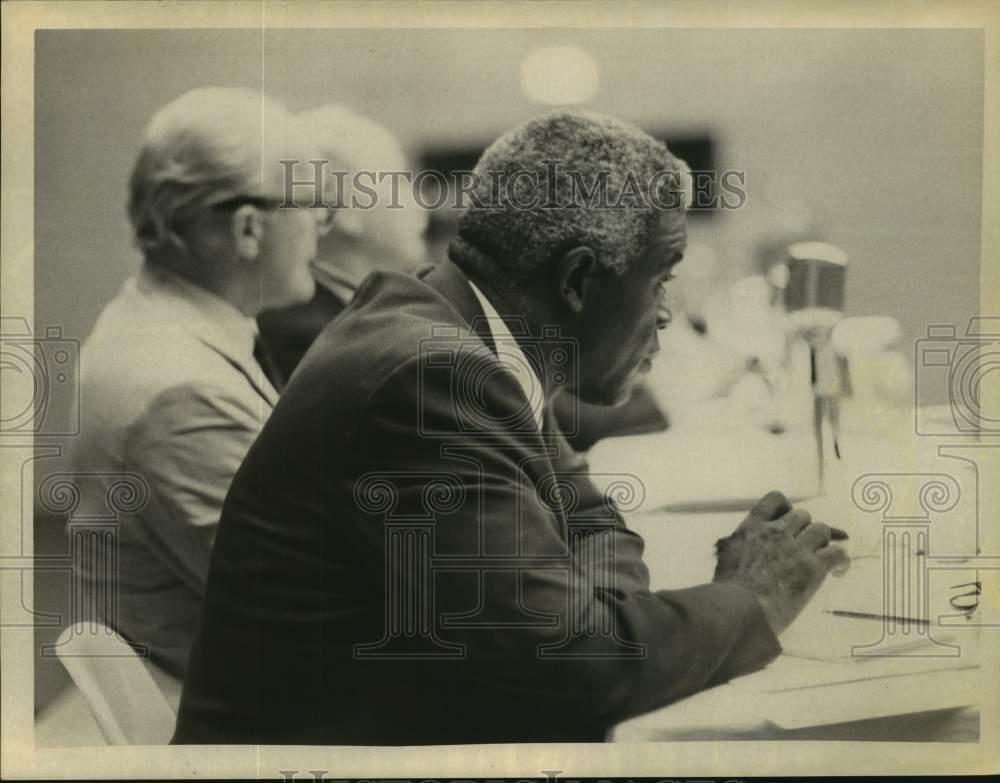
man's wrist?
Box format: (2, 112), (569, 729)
(713, 578), (785, 639)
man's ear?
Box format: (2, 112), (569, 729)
(557, 246), (598, 314)
(231, 205), (265, 261)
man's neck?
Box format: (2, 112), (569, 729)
(312, 249), (370, 289)
(462, 270), (546, 339)
(463, 269), (571, 401)
(146, 254), (258, 317)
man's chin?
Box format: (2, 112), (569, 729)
(270, 277), (317, 310)
(576, 379), (637, 408)
(608, 361), (654, 405)
(608, 383), (638, 408)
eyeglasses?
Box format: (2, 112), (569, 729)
(211, 195), (284, 212)
(211, 196), (336, 236)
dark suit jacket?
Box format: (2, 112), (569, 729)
(173, 260), (780, 745)
(256, 281), (350, 385)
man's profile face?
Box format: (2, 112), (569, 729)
(573, 210), (687, 406)
(254, 133), (324, 311)
(257, 205), (321, 310)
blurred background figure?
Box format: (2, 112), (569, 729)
(257, 104), (430, 382)
(68, 87), (325, 685)
(641, 180), (822, 435)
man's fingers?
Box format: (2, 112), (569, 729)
(798, 521), (832, 550)
(782, 508), (812, 536)
(747, 490), (792, 524)
(817, 544), (852, 576)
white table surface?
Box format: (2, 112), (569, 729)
(588, 421), (985, 742)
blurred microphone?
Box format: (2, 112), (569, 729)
(784, 240), (848, 330)
(782, 241), (849, 484)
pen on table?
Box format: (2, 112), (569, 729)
(824, 609), (929, 626)
(830, 399), (842, 460)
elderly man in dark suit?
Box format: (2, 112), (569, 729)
(174, 111), (850, 744)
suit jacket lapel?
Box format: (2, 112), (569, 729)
(195, 330), (280, 407)
(140, 266), (279, 407)
(421, 260), (497, 355)
(421, 260), (564, 493)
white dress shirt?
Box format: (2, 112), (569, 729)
(467, 280), (545, 432)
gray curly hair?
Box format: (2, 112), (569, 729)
(449, 111), (689, 284)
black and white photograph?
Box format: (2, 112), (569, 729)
(1, 1), (998, 780)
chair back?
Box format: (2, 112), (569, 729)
(52, 621), (176, 745)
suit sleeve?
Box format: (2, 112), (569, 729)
(122, 383), (268, 594)
(345, 351), (780, 729)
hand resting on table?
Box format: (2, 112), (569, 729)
(713, 490), (852, 636)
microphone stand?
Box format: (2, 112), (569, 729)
(805, 326), (847, 492)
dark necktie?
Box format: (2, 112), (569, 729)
(253, 335), (286, 393)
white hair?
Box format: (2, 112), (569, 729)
(297, 104), (427, 260)
(127, 87), (311, 255)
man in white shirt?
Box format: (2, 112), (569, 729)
(69, 87), (330, 679)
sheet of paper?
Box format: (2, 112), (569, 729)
(588, 427), (821, 512)
(758, 666), (980, 729)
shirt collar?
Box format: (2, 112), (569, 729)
(137, 262), (261, 370)
(311, 261), (360, 305)
(467, 280), (545, 432)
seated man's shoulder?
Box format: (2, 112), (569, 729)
(81, 310), (253, 429)
(295, 270), (492, 398)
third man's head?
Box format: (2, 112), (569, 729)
(449, 111), (690, 406)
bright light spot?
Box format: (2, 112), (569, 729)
(520, 46), (599, 106)
(679, 243), (716, 280)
